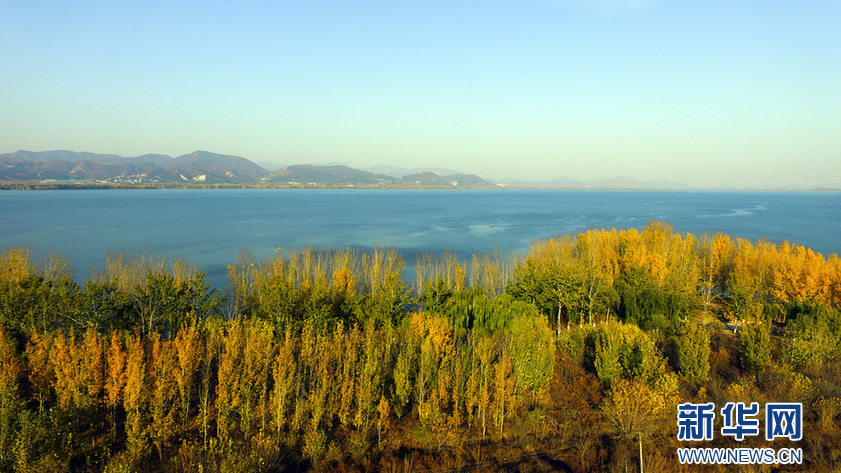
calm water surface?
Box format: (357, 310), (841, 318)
(1, 189), (839, 289)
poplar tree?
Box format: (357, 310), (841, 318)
(26, 331), (54, 414)
(150, 335), (178, 463)
(0, 327), (21, 469)
(104, 330), (127, 433)
(216, 319), (244, 441)
(271, 327), (297, 437)
(199, 317), (222, 447)
(123, 332), (149, 459)
(491, 339), (516, 440)
(174, 322), (201, 429)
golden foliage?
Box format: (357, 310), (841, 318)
(26, 331), (54, 411)
(600, 377), (679, 439)
(123, 332), (148, 459)
(173, 323), (201, 428)
(0, 248), (34, 285)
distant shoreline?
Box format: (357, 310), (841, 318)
(1, 181), (839, 192)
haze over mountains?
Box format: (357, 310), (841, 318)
(1, 150), (835, 190)
(0, 150), (495, 188)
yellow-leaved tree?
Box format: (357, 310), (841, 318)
(173, 322), (201, 430)
(0, 327), (22, 469)
(104, 330), (127, 434)
(600, 376), (680, 441)
(26, 331), (54, 414)
(149, 335), (178, 463)
(271, 327), (297, 437)
(123, 332), (149, 460)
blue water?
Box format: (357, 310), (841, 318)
(1, 189), (839, 289)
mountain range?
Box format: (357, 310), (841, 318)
(0, 150), (495, 188)
(8, 149), (825, 190)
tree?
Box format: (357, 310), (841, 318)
(301, 324), (335, 460)
(0, 248), (76, 336)
(123, 332), (149, 459)
(174, 322), (201, 429)
(376, 394), (391, 450)
(26, 331), (54, 414)
(271, 327), (297, 436)
(466, 333), (495, 439)
(198, 317), (222, 446)
(357, 246), (412, 326)
(104, 330), (127, 431)
(491, 338), (516, 440)
(781, 302), (841, 366)
(391, 333), (416, 419)
(216, 318), (273, 441)
(740, 324), (771, 373)
(601, 378), (678, 440)
(226, 248), (258, 318)
(726, 238), (776, 322)
(698, 233), (733, 314)
(149, 335), (178, 463)
(49, 327), (105, 414)
(414, 250), (465, 297)
(81, 326), (105, 410)
(0, 327), (22, 470)
(509, 315), (554, 405)
(593, 322), (667, 388)
(329, 254), (358, 324)
(509, 242), (585, 336)
(547, 352), (603, 470)
(354, 321), (386, 439)
(133, 272), (185, 336)
(133, 269), (223, 336)
(576, 229), (620, 324)
(406, 311), (459, 448)
(676, 322), (711, 384)
(70, 280), (132, 331)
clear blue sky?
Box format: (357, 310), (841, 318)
(2, 0), (839, 187)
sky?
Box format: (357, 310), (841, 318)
(1, 0), (839, 187)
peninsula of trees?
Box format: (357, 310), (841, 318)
(1, 221), (840, 471)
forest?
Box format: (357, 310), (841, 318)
(1, 220), (841, 472)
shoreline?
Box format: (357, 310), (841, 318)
(2, 181), (838, 192)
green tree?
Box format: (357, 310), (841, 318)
(0, 250), (77, 336)
(509, 315), (554, 405)
(740, 324), (771, 373)
(676, 322), (711, 384)
(68, 280), (132, 331)
(356, 247), (413, 327)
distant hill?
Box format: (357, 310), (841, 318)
(168, 151), (268, 183)
(0, 150), (496, 188)
(257, 161), (286, 171)
(266, 165), (493, 188)
(363, 165), (464, 178)
(268, 165), (397, 186)
(0, 150), (269, 184)
(400, 172), (492, 188)
(1, 149), (708, 189)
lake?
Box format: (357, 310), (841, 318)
(1, 189), (839, 289)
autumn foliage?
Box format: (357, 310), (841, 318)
(0, 220), (840, 471)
